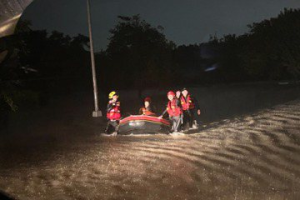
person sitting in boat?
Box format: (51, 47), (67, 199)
(180, 88), (201, 130)
(159, 91), (183, 133)
(105, 91), (121, 135)
(139, 97), (156, 116)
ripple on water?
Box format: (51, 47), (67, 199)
(1, 101), (300, 199)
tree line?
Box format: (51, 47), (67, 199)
(206, 8), (300, 82)
(1, 8), (300, 124)
(98, 8), (300, 88)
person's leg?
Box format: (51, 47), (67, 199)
(109, 121), (118, 136)
(169, 116), (175, 132)
(180, 114), (184, 130)
(189, 109), (194, 128)
(173, 116), (181, 132)
(105, 120), (112, 134)
(190, 109), (199, 129)
(105, 120), (119, 135)
(112, 120), (119, 133)
(182, 110), (190, 130)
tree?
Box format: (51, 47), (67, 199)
(103, 15), (176, 92)
(1, 19), (92, 119)
(242, 8), (300, 80)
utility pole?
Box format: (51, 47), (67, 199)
(87, 0), (102, 117)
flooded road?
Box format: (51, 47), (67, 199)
(1, 99), (300, 200)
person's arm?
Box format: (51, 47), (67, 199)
(161, 109), (167, 117)
(159, 106), (168, 118)
(106, 100), (115, 112)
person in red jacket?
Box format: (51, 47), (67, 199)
(160, 91), (183, 133)
(181, 88), (201, 130)
(105, 91), (121, 135)
(139, 97), (156, 116)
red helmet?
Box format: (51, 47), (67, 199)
(144, 97), (151, 102)
(167, 91), (175, 96)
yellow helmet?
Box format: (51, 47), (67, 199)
(109, 91), (118, 99)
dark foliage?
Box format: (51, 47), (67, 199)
(99, 9), (300, 88)
(98, 15), (177, 92)
(207, 8), (300, 82)
(1, 8), (300, 119)
(0, 19), (91, 125)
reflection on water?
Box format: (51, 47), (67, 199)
(0, 101), (300, 200)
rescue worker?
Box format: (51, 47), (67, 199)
(175, 90), (184, 127)
(176, 90), (181, 99)
(160, 91), (183, 133)
(180, 88), (201, 130)
(139, 97), (156, 116)
(105, 91), (121, 135)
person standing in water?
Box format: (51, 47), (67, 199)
(139, 97), (156, 116)
(180, 88), (201, 130)
(160, 91), (183, 134)
(105, 91), (121, 135)
(175, 90), (184, 128)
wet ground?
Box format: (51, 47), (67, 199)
(0, 84), (300, 200)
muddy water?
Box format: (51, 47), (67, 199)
(1, 101), (300, 200)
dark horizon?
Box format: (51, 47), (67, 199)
(21, 0), (300, 51)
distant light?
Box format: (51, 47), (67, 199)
(205, 63), (219, 72)
(21, 66), (38, 73)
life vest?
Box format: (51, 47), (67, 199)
(181, 95), (195, 110)
(107, 101), (121, 120)
(167, 99), (182, 117)
(140, 107), (155, 116)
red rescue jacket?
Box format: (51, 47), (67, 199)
(107, 101), (121, 120)
(180, 95), (195, 110)
(167, 99), (182, 117)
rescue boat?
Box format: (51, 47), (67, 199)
(118, 115), (171, 135)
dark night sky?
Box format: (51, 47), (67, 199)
(22, 0), (300, 51)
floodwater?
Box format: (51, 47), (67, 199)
(1, 85), (300, 200)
